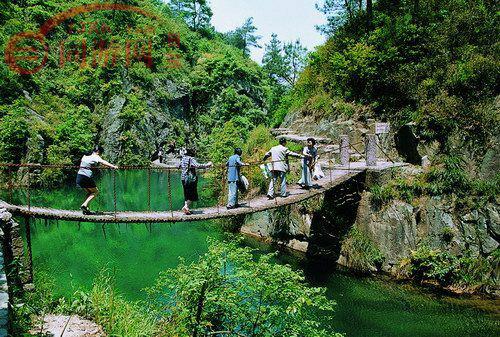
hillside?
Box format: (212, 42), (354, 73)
(0, 0), (270, 184)
(271, 0), (500, 292)
(278, 0), (499, 175)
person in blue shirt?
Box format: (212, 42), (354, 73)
(226, 148), (248, 209)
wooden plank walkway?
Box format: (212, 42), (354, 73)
(0, 162), (406, 223)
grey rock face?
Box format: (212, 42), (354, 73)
(99, 79), (189, 163)
(355, 195), (417, 271)
(486, 204), (500, 241)
(99, 96), (127, 162)
(476, 210), (499, 255)
(267, 205), (311, 240)
(345, 194), (499, 275)
(418, 197), (459, 251)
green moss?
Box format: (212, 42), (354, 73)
(369, 156), (499, 210)
(341, 227), (384, 272)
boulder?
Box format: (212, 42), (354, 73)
(486, 204), (500, 241)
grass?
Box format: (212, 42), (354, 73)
(340, 227), (384, 273)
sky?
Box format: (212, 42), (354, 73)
(209, 0), (326, 63)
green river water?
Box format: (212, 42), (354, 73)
(3, 170), (499, 337)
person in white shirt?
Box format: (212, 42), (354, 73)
(76, 146), (118, 215)
(263, 138), (306, 199)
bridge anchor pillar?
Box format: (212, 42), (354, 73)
(340, 135), (350, 166)
(0, 208), (34, 295)
(366, 134), (377, 166)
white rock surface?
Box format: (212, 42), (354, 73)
(30, 315), (105, 337)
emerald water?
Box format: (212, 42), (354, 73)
(4, 171), (499, 337)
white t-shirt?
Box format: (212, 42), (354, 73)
(265, 145), (301, 172)
(78, 154), (104, 178)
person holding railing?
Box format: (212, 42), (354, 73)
(263, 138), (306, 199)
(179, 148), (213, 215)
(226, 148), (248, 209)
(298, 138), (318, 189)
(76, 146), (118, 215)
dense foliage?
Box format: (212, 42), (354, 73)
(282, 0), (499, 153)
(369, 156), (500, 210)
(404, 245), (499, 290)
(13, 241), (341, 337)
(146, 240), (341, 337)
(269, 0), (499, 208)
(0, 0), (271, 181)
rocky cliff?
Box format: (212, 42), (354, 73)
(240, 166), (499, 294)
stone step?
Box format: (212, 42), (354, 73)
(270, 128), (293, 136)
(275, 134), (332, 145)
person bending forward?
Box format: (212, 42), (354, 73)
(76, 146), (118, 215)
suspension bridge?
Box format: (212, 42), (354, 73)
(0, 134), (406, 223)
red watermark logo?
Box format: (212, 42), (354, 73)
(5, 3), (181, 75)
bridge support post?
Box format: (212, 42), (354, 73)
(340, 135), (350, 167)
(24, 217), (33, 284)
(366, 134), (377, 166)
(0, 208), (34, 299)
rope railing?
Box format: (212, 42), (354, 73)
(375, 134), (396, 163)
(0, 157), (306, 171)
(0, 156), (309, 217)
(0, 134), (396, 218)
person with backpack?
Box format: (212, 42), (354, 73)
(179, 148), (212, 215)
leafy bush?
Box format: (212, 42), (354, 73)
(302, 92), (335, 118)
(407, 246), (494, 288)
(368, 156), (499, 210)
(369, 184), (398, 209)
(146, 239), (342, 337)
(0, 106), (30, 163)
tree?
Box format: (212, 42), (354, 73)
(283, 39), (308, 86)
(146, 240), (341, 337)
(0, 106), (29, 164)
(315, 0), (372, 35)
(315, 0), (347, 35)
(262, 35), (308, 87)
(262, 33), (286, 83)
(168, 0), (212, 31)
(224, 17), (262, 56)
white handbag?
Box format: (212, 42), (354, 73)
(313, 163), (325, 180)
